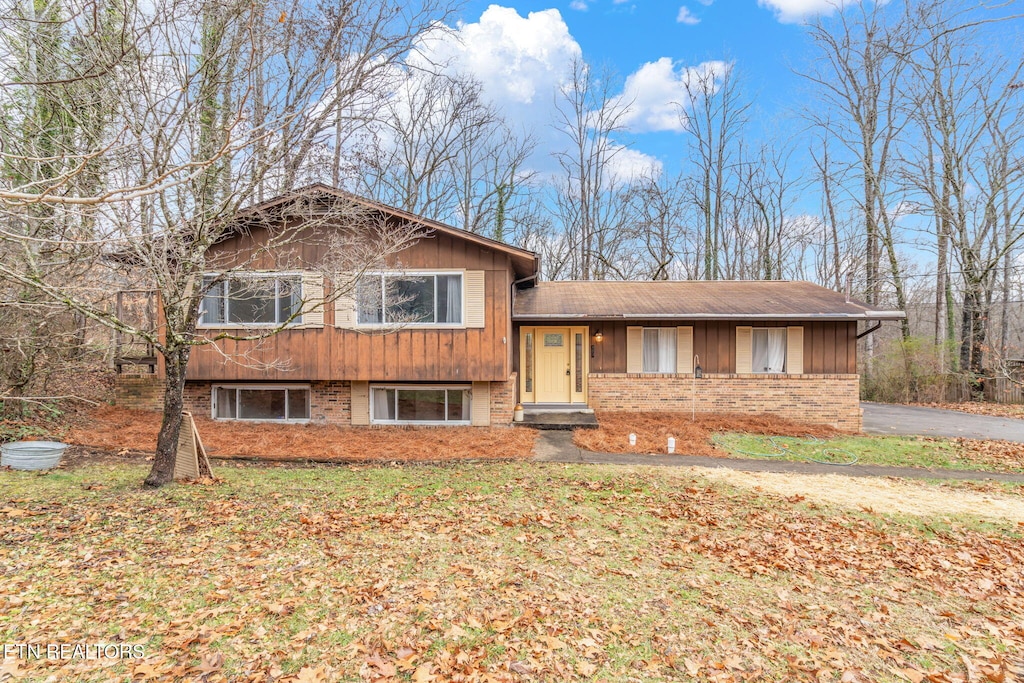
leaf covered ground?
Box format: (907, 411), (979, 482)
(913, 402), (1024, 421)
(2, 463), (1023, 682)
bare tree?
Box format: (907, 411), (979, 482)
(0, 0), (451, 486)
(552, 57), (643, 281)
(802, 1), (914, 340)
(680, 61), (750, 281)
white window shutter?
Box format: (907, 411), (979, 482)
(626, 327), (643, 373)
(787, 326), (804, 375)
(736, 326), (753, 374)
(465, 271), (485, 328)
(298, 272), (324, 328)
(676, 326), (693, 374)
(471, 382), (490, 426)
(351, 381), (369, 425)
(334, 275), (358, 329)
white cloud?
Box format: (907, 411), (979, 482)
(411, 6), (581, 113)
(608, 58), (731, 133)
(758, 0), (853, 23)
(676, 6), (700, 24)
(606, 143), (662, 182)
(570, 0), (588, 10)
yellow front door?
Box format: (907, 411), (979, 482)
(535, 328), (571, 403)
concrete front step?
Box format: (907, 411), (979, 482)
(517, 409), (599, 430)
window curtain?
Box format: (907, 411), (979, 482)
(642, 330), (660, 372)
(753, 329), (787, 373)
(643, 328), (677, 372)
(658, 329), (676, 372)
(372, 388), (394, 420)
(445, 275), (462, 324)
(766, 329), (786, 372)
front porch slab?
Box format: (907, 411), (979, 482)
(518, 407), (598, 430)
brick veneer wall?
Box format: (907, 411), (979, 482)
(182, 381), (352, 424)
(489, 373), (518, 426)
(588, 373), (862, 432)
(114, 375), (165, 411)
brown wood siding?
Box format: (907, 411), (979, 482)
(186, 226), (516, 382)
(526, 320), (858, 375)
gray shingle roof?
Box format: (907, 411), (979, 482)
(513, 280), (905, 320)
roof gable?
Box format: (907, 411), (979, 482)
(231, 184), (540, 278)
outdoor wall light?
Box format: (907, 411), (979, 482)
(694, 354), (703, 379)
(593, 330), (604, 343)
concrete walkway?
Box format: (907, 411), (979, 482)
(533, 430), (1024, 483)
(862, 402), (1024, 442)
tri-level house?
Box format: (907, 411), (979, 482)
(115, 185), (905, 431)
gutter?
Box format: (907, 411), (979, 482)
(512, 311), (907, 322)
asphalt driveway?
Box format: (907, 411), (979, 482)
(862, 402), (1024, 442)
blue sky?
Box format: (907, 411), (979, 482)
(427, 0), (829, 179)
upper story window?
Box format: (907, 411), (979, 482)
(200, 274), (302, 326)
(357, 272), (463, 326)
(751, 328), (787, 373)
(642, 327), (677, 373)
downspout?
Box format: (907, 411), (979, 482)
(857, 321), (882, 340)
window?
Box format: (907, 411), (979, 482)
(213, 385), (310, 421)
(357, 273), (462, 325)
(752, 328), (787, 373)
(201, 274), (302, 326)
(642, 328), (676, 373)
(370, 386), (471, 424)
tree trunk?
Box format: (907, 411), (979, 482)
(144, 348), (189, 487)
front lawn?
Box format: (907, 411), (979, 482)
(712, 433), (1024, 473)
(2, 463), (1023, 682)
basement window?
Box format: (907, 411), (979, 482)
(370, 386), (471, 425)
(212, 385), (310, 422)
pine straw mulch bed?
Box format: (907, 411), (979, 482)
(54, 406), (536, 464)
(574, 412), (841, 457)
(912, 401), (1024, 420)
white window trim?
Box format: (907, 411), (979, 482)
(357, 270), (466, 330)
(211, 383), (311, 423)
(198, 271), (305, 329)
(369, 384), (472, 425)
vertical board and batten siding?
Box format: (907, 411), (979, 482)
(186, 226), (517, 382)
(537, 320), (857, 375)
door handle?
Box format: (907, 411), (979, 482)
(566, 367), (571, 376)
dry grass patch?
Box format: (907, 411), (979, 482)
(59, 406), (535, 463)
(695, 468), (1024, 523)
(575, 411), (840, 456)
